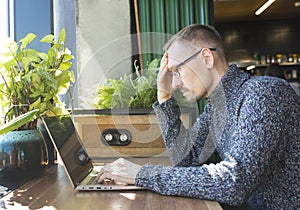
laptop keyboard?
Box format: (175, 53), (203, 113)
(87, 177), (123, 185)
(87, 177), (98, 185)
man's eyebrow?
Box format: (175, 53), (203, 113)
(167, 65), (176, 71)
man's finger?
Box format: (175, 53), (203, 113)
(97, 171), (114, 183)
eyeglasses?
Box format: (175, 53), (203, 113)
(171, 48), (216, 78)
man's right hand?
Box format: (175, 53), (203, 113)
(157, 53), (174, 104)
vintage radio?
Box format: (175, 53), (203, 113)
(73, 108), (196, 159)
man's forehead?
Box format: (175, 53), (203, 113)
(167, 41), (197, 66)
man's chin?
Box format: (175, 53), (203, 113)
(183, 93), (197, 103)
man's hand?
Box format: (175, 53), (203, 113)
(157, 53), (174, 104)
(96, 158), (142, 185)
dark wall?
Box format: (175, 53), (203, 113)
(215, 18), (300, 57)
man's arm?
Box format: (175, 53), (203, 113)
(153, 98), (213, 166)
(137, 83), (297, 207)
(154, 53), (215, 166)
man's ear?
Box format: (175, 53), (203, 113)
(201, 48), (214, 69)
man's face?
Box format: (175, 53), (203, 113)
(167, 41), (213, 103)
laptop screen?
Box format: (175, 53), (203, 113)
(41, 116), (93, 188)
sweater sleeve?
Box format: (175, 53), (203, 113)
(136, 84), (295, 207)
(152, 98), (214, 166)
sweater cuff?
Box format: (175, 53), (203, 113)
(152, 98), (181, 121)
(135, 164), (165, 188)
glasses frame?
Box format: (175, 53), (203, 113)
(172, 48), (216, 78)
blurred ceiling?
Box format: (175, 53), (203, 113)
(214, 0), (300, 23)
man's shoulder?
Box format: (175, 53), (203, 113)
(247, 75), (288, 86)
(242, 75), (290, 93)
(238, 75), (299, 105)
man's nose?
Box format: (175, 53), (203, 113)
(172, 76), (183, 89)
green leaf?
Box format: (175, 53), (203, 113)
(58, 28), (66, 44)
(0, 109), (39, 135)
(58, 83), (70, 95)
(63, 54), (73, 62)
(30, 98), (41, 110)
(40, 34), (54, 44)
(31, 72), (41, 88)
(23, 49), (41, 63)
(147, 58), (160, 70)
(55, 70), (70, 84)
(19, 33), (37, 50)
(45, 107), (64, 117)
(59, 62), (72, 70)
(47, 47), (55, 63)
(38, 52), (48, 61)
(69, 71), (75, 83)
(52, 43), (64, 50)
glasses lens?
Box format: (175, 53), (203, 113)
(173, 69), (180, 78)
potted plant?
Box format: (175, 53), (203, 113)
(94, 59), (159, 110)
(73, 59), (196, 159)
(0, 28), (75, 173)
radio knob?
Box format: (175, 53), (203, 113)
(119, 133), (128, 142)
(104, 133), (113, 142)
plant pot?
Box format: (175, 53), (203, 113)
(0, 130), (48, 173)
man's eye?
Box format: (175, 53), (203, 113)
(170, 71), (180, 78)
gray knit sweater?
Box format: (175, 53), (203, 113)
(135, 64), (300, 210)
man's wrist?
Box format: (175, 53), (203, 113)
(158, 92), (171, 104)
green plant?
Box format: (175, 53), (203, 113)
(0, 109), (38, 135)
(94, 59), (159, 109)
(0, 29), (75, 132)
(94, 58), (192, 109)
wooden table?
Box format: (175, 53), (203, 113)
(0, 164), (223, 210)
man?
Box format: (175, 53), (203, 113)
(97, 24), (299, 210)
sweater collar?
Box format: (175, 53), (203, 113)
(207, 64), (250, 103)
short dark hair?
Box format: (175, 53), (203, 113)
(164, 24), (226, 59)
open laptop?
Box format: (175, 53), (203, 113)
(41, 115), (142, 191)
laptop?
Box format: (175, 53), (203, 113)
(41, 115), (142, 191)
